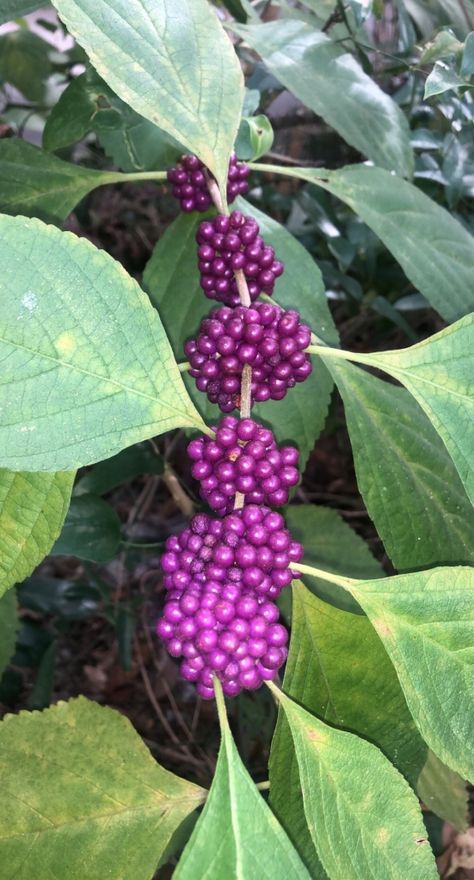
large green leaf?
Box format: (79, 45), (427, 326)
(0, 0), (46, 24)
(0, 590), (17, 678)
(235, 20), (413, 177)
(270, 581), (428, 875)
(252, 163), (474, 322)
(283, 582), (427, 781)
(271, 685), (438, 880)
(43, 70), (182, 172)
(0, 697), (205, 879)
(284, 505), (382, 613)
(327, 362), (474, 570)
(0, 469), (74, 597)
(143, 205), (336, 469)
(174, 683), (310, 880)
(50, 0), (244, 197)
(329, 566), (474, 782)
(0, 213), (206, 472)
(0, 139), (130, 225)
(341, 316), (474, 503)
(52, 495), (121, 563)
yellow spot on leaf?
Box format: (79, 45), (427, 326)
(55, 332), (76, 356)
(377, 827), (389, 844)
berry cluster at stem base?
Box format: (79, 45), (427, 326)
(188, 416), (300, 515)
(167, 154), (250, 213)
(156, 508), (303, 699)
(185, 302), (313, 412)
(197, 211), (284, 306)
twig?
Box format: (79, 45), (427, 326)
(135, 638), (181, 745)
(162, 463), (195, 518)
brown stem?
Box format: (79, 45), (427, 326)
(204, 171), (225, 214)
(205, 174), (254, 511)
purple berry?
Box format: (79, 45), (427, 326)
(167, 154), (249, 213)
(186, 303), (312, 411)
(195, 211), (284, 306)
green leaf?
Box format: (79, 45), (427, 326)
(270, 581), (428, 875)
(76, 443), (163, 496)
(43, 72), (101, 153)
(284, 505), (383, 613)
(174, 684), (310, 880)
(424, 61), (469, 98)
(0, 696), (205, 879)
(0, 213), (206, 472)
(0, 0), (46, 24)
(342, 566), (474, 782)
(52, 495), (121, 562)
(0, 30), (51, 102)
(0, 590), (17, 679)
(143, 204), (337, 470)
(0, 139), (129, 225)
(0, 470), (74, 597)
(417, 750), (468, 831)
(326, 362), (474, 570)
(252, 162), (474, 322)
(27, 639), (58, 710)
(271, 685), (438, 880)
(235, 114), (274, 161)
(461, 31), (474, 75)
(44, 70), (183, 172)
(419, 29), (464, 64)
(345, 315), (474, 504)
(50, 0), (244, 197)
(235, 20), (413, 177)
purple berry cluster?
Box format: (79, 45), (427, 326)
(167, 154), (250, 213)
(156, 509), (303, 699)
(196, 211), (284, 306)
(158, 156), (313, 700)
(187, 416), (300, 515)
(185, 302), (313, 412)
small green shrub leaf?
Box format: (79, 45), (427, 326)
(0, 697), (205, 879)
(43, 70), (182, 172)
(52, 495), (121, 563)
(327, 362), (474, 569)
(235, 20), (413, 177)
(253, 163), (474, 322)
(174, 685), (310, 880)
(0, 0), (45, 24)
(0, 590), (18, 679)
(0, 469), (74, 597)
(0, 213), (206, 471)
(50, 0), (244, 197)
(272, 685), (438, 880)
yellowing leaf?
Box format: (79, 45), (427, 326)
(0, 697), (205, 879)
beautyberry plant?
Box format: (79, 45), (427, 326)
(0, 1), (472, 879)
